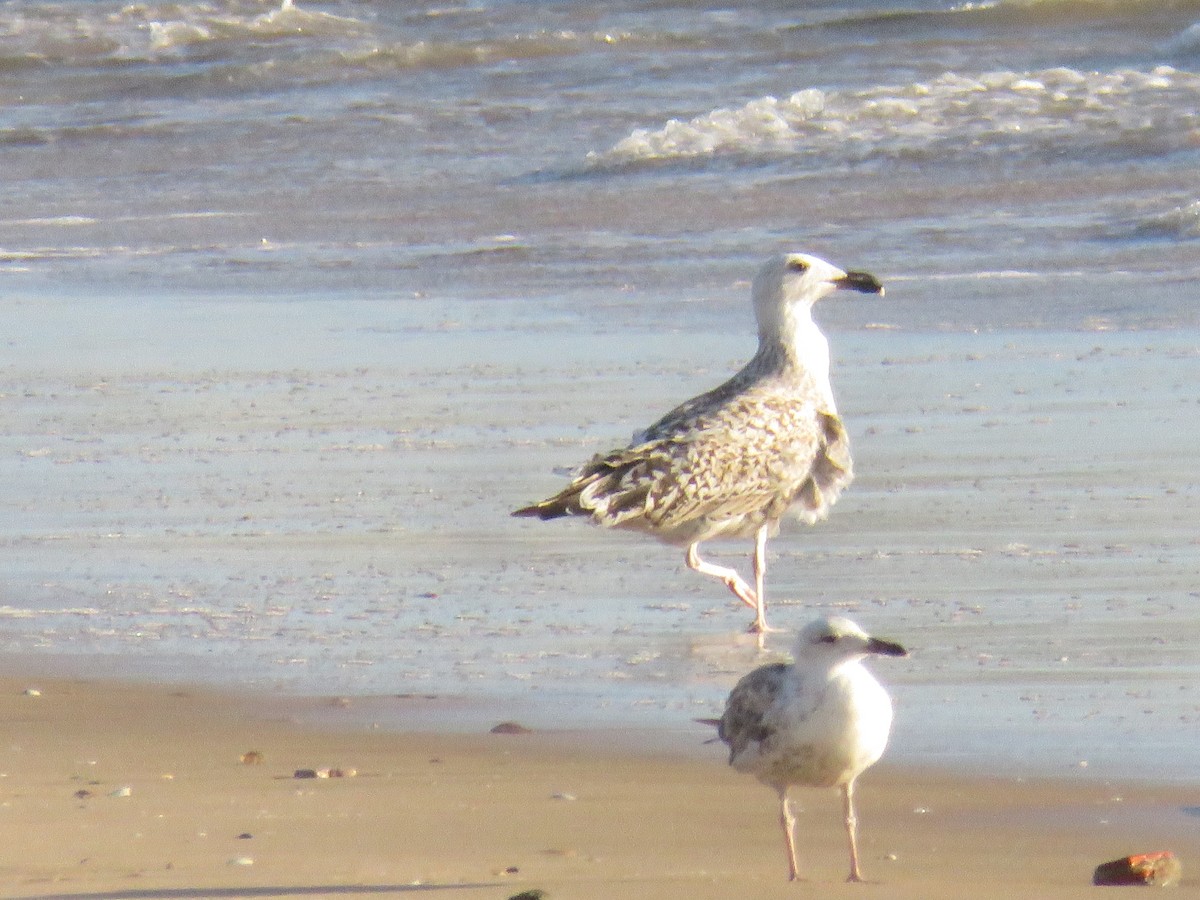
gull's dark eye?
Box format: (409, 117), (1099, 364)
(818, 633), (837, 644)
(786, 259), (809, 273)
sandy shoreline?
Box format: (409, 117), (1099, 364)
(2, 675), (1197, 900)
(5, 315), (1200, 782)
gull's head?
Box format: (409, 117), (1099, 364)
(794, 616), (907, 668)
(752, 253), (884, 335)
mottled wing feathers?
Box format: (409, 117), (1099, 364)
(634, 367), (761, 444)
(514, 374), (853, 542)
(792, 410), (852, 523)
(511, 453), (642, 521)
(717, 662), (789, 763)
(818, 410), (851, 473)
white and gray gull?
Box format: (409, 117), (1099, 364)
(709, 616), (906, 882)
(512, 253), (884, 632)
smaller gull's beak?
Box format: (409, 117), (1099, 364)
(866, 636), (907, 657)
(835, 271), (885, 297)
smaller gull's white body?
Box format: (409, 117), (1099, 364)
(513, 254), (884, 633)
(713, 616), (906, 882)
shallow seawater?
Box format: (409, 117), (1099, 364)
(1, 0), (1199, 781)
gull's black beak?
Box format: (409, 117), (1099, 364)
(866, 636), (907, 657)
(836, 270), (885, 296)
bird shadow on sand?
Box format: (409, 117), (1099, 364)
(8, 883), (499, 900)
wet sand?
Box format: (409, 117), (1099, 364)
(4, 294), (1200, 781)
(2, 675), (1198, 899)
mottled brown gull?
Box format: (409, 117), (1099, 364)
(512, 252), (884, 632)
(706, 616), (906, 882)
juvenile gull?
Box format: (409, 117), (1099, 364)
(512, 253), (884, 632)
(709, 616), (906, 882)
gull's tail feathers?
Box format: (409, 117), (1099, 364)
(513, 453), (648, 523)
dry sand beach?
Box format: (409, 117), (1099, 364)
(2, 675), (1199, 900)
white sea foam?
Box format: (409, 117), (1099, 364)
(138, 1), (369, 55)
(589, 66), (1198, 168)
(0, 0), (371, 64)
(0, 0), (675, 71)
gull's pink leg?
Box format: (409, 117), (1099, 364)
(750, 523), (770, 633)
(779, 787), (801, 882)
(685, 543), (757, 609)
(843, 779), (865, 883)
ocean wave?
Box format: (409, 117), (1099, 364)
(1165, 20), (1200, 55)
(954, 0), (1200, 21)
(141, 0), (370, 54)
(338, 28), (684, 72)
(0, 120), (180, 148)
(1126, 200), (1200, 239)
(0, 0), (371, 67)
(819, 0), (1200, 31)
(0, 0), (684, 80)
(586, 65), (1199, 171)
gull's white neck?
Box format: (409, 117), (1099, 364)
(795, 651), (862, 679)
(761, 301), (837, 413)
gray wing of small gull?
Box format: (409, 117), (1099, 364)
(718, 661), (791, 764)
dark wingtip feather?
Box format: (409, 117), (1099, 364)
(512, 500), (571, 520)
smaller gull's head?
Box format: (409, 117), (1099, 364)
(795, 616), (907, 668)
(752, 252), (884, 337)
